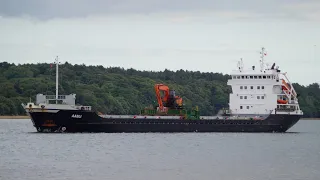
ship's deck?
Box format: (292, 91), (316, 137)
(99, 114), (266, 120)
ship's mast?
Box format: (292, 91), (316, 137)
(237, 58), (244, 72)
(55, 56), (59, 104)
(259, 47), (266, 72)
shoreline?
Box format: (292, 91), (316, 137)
(0, 116), (319, 120)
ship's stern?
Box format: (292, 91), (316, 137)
(22, 103), (66, 132)
(28, 112), (64, 132)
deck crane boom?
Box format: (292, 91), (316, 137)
(154, 84), (183, 112)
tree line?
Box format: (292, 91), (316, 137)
(0, 61), (319, 117)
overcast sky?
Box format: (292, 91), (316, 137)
(0, 0), (319, 85)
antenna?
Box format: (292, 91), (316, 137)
(54, 56), (60, 104)
(259, 47), (266, 72)
(237, 58), (244, 72)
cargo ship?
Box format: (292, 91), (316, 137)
(22, 47), (303, 133)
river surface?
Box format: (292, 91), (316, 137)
(0, 119), (320, 180)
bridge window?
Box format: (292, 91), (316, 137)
(240, 86), (243, 89)
(251, 86), (253, 89)
(261, 96), (264, 99)
(240, 96), (243, 99)
(257, 96), (260, 99)
(240, 106), (243, 109)
(250, 76), (253, 79)
(244, 86), (247, 89)
(254, 76), (257, 79)
(262, 86), (264, 89)
(259, 76), (262, 79)
(247, 106), (249, 109)
(267, 76), (271, 79)
(58, 95), (66, 99)
(257, 86), (260, 89)
(263, 76), (266, 79)
(244, 96), (247, 99)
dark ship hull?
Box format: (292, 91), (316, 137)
(28, 110), (301, 133)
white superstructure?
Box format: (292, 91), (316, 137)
(22, 56), (92, 113)
(227, 47), (303, 116)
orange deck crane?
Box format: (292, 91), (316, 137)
(154, 84), (183, 111)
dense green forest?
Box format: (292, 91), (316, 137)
(0, 61), (319, 117)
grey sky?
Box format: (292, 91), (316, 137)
(0, 0), (319, 20)
(0, 0), (319, 85)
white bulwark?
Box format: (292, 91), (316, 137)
(227, 47), (303, 116)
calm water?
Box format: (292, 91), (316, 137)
(0, 119), (320, 180)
